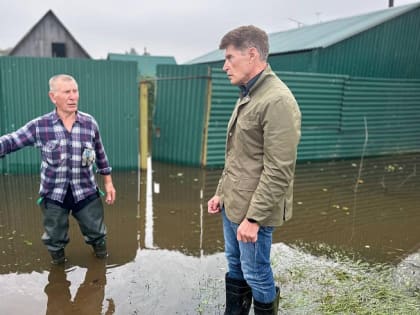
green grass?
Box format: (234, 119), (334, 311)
(272, 244), (420, 314)
(195, 244), (419, 314)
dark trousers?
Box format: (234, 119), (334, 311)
(40, 193), (107, 251)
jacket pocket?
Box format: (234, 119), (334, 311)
(237, 119), (258, 131)
(41, 140), (62, 166)
(230, 177), (259, 212)
(236, 119), (262, 146)
(237, 177), (259, 191)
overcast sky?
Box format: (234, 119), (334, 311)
(0, 0), (418, 63)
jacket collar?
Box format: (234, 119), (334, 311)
(227, 65), (273, 132)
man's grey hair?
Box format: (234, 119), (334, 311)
(49, 74), (77, 92)
(219, 25), (269, 61)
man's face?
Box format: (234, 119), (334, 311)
(49, 79), (79, 115)
(223, 44), (252, 86)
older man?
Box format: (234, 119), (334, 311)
(0, 74), (116, 264)
(208, 25), (301, 314)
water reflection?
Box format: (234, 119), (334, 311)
(143, 154), (420, 263)
(282, 153), (420, 262)
(45, 258), (114, 315)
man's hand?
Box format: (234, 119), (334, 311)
(237, 219), (259, 243)
(103, 175), (116, 205)
(208, 195), (221, 214)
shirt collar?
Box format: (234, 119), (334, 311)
(51, 110), (85, 125)
(239, 70), (264, 97)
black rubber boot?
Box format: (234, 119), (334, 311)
(49, 248), (66, 265)
(224, 273), (252, 315)
(253, 286), (280, 315)
(92, 240), (108, 258)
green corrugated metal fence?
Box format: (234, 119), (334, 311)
(206, 68), (237, 166)
(338, 77), (420, 156)
(0, 56), (138, 174)
(152, 65), (420, 167)
(207, 70), (351, 166)
(152, 64), (210, 165)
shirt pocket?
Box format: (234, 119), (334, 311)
(81, 142), (96, 167)
(41, 140), (62, 166)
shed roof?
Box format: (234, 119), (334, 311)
(107, 53), (177, 77)
(188, 2), (420, 64)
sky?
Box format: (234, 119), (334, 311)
(0, 0), (418, 64)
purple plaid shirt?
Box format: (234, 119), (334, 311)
(0, 110), (112, 203)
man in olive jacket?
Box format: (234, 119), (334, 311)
(208, 25), (301, 315)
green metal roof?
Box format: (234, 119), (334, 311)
(187, 2), (420, 64)
(107, 53), (176, 77)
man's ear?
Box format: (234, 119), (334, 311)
(248, 47), (259, 62)
(48, 92), (56, 104)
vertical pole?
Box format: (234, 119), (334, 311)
(140, 81), (148, 170)
(201, 68), (212, 167)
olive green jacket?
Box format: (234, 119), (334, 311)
(216, 65), (301, 227)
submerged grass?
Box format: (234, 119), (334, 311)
(195, 243), (419, 314)
(272, 244), (420, 314)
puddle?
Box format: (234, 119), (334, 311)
(0, 154), (419, 313)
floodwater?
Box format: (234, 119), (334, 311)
(0, 154), (419, 314)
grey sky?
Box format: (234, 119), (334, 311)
(0, 0), (418, 63)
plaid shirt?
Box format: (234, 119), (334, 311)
(0, 110), (112, 203)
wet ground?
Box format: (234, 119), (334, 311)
(0, 153), (419, 314)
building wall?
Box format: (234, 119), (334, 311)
(269, 8), (420, 78)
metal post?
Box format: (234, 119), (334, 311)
(140, 81), (148, 170)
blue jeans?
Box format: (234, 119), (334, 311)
(222, 209), (276, 303)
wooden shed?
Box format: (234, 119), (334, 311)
(9, 10), (90, 59)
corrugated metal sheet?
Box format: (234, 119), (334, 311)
(337, 77), (420, 157)
(152, 64), (210, 165)
(205, 69), (420, 167)
(0, 56), (138, 174)
(189, 6), (420, 79)
(315, 7), (420, 78)
(206, 68), (237, 167)
(206, 70), (349, 166)
(151, 65), (420, 167)
(187, 3), (420, 64)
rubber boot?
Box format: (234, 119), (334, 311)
(224, 273), (252, 315)
(253, 286), (280, 315)
(92, 240), (107, 258)
(49, 248), (66, 265)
